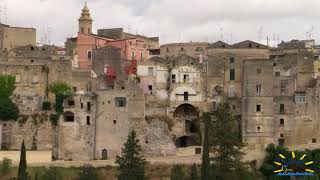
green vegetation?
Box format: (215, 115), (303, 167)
(0, 158), (12, 176)
(50, 82), (71, 113)
(201, 102), (255, 180)
(0, 98), (19, 121)
(191, 163), (199, 180)
(17, 140), (28, 180)
(49, 114), (60, 126)
(170, 164), (185, 180)
(116, 130), (147, 180)
(78, 165), (98, 180)
(0, 75), (16, 98)
(42, 101), (52, 110)
(0, 75), (19, 121)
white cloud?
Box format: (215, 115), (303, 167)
(1, 0), (320, 45)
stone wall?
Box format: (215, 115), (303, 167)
(1, 114), (56, 151)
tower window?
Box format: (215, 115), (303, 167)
(280, 119), (284, 126)
(87, 102), (91, 111)
(256, 104), (261, 112)
(230, 69), (235, 81)
(280, 104), (285, 114)
(86, 116), (90, 125)
(184, 92), (189, 101)
(87, 50), (92, 60)
(256, 84), (261, 96)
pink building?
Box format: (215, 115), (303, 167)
(67, 2), (153, 69)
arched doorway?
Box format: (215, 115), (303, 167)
(63, 111), (74, 122)
(175, 136), (200, 148)
(173, 103), (199, 117)
(101, 149), (108, 160)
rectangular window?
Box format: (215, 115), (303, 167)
(115, 97), (127, 107)
(275, 72), (280, 76)
(280, 80), (287, 93)
(68, 100), (75, 106)
(256, 84), (261, 96)
(278, 139), (285, 146)
(87, 50), (92, 60)
(140, 52), (143, 61)
(280, 104), (285, 114)
(256, 104), (261, 112)
(312, 139), (317, 143)
(148, 85), (153, 94)
(87, 102), (91, 111)
(280, 119), (284, 126)
(73, 87), (77, 92)
(172, 74), (176, 83)
(295, 92), (306, 103)
(184, 92), (188, 101)
(86, 116), (90, 125)
(183, 74), (189, 83)
(230, 57), (234, 63)
(81, 103), (83, 109)
(148, 67), (154, 76)
(230, 69), (235, 81)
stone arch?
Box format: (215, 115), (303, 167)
(173, 103), (199, 117)
(64, 111), (74, 122)
(175, 135), (199, 148)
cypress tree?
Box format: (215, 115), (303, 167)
(17, 140), (28, 180)
(115, 130), (147, 180)
(201, 112), (211, 180)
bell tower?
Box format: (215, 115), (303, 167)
(78, 1), (93, 34)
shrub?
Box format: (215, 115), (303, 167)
(42, 101), (51, 110)
(78, 165), (98, 180)
(0, 158), (12, 175)
(49, 114), (59, 126)
(0, 98), (19, 121)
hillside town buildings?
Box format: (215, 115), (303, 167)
(1, 2), (320, 166)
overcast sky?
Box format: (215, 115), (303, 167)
(1, 0), (320, 46)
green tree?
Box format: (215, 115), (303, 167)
(170, 164), (185, 180)
(17, 140), (28, 180)
(201, 112), (211, 180)
(0, 75), (16, 98)
(191, 163), (199, 180)
(0, 98), (19, 121)
(115, 130), (147, 180)
(0, 75), (19, 121)
(50, 82), (71, 113)
(206, 103), (246, 179)
(78, 165), (98, 180)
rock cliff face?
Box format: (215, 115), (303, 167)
(143, 119), (176, 157)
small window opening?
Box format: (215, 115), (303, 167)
(230, 69), (235, 81)
(184, 92), (189, 101)
(256, 104), (261, 112)
(280, 119), (284, 126)
(113, 120), (117, 124)
(86, 116), (90, 125)
(257, 126), (261, 132)
(87, 102), (91, 111)
(172, 74), (176, 83)
(81, 103), (83, 109)
(68, 100), (75, 106)
(230, 57), (234, 63)
(312, 139), (317, 143)
(280, 104), (285, 114)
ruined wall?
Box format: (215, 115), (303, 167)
(1, 114), (56, 151)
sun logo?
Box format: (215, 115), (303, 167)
(273, 151), (314, 176)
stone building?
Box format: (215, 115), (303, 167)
(0, 23), (36, 51)
(66, 2), (159, 69)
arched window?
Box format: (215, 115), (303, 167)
(64, 111), (74, 122)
